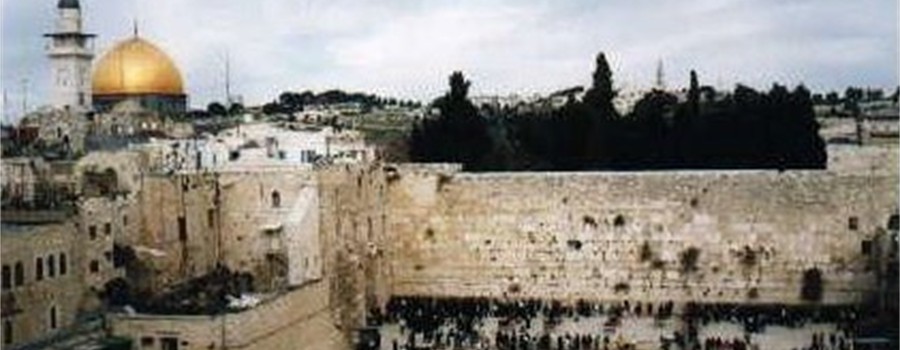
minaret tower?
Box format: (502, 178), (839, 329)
(44, 0), (95, 110)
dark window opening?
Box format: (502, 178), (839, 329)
(89, 225), (97, 240)
(14, 263), (24, 286)
(59, 254), (67, 276)
(123, 215), (128, 227)
(161, 337), (179, 350)
(141, 337), (155, 347)
(47, 255), (55, 278)
(1, 265), (10, 289)
(862, 240), (873, 255)
(89, 260), (99, 273)
(889, 214), (899, 231)
(4, 320), (12, 345)
(104, 222), (112, 236)
(178, 216), (187, 242)
(613, 215), (626, 227)
(35, 258), (44, 281)
(849, 217), (859, 231)
(271, 191), (281, 208)
(49, 306), (57, 329)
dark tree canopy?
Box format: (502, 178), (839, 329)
(407, 52), (826, 171)
(207, 102), (227, 116)
(264, 89), (420, 115)
(409, 71), (494, 170)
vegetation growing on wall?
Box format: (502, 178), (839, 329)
(680, 247), (701, 273)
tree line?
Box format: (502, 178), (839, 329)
(262, 90), (421, 115)
(410, 52), (827, 171)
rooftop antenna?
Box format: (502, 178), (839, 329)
(20, 78), (28, 117)
(655, 59), (666, 91)
(3, 89), (8, 125)
(225, 50), (231, 106)
(133, 18), (139, 37)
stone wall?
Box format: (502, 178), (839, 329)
(826, 144), (898, 175)
(110, 280), (347, 350)
(384, 165), (898, 306)
(317, 163), (390, 335)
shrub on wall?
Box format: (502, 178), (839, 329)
(639, 241), (654, 262)
(738, 245), (758, 268)
(680, 247), (701, 273)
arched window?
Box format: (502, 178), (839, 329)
(14, 262), (24, 286)
(271, 191), (281, 208)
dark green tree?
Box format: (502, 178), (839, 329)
(409, 72), (493, 170)
(207, 102), (227, 116)
(688, 70), (700, 117)
(228, 103), (244, 116)
(825, 91), (840, 106)
(581, 52), (619, 168)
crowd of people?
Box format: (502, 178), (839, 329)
(366, 297), (863, 350)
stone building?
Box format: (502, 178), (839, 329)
(1, 204), (121, 348)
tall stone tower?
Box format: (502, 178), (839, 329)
(44, 0), (95, 110)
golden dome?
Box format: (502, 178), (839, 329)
(92, 37), (184, 96)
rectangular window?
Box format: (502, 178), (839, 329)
(89, 225), (97, 240)
(104, 251), (112, 262)
(14, 263), (23, 286)
(89, 260), (99, 273)
(849, 217), (859, 231)
(59, 254), (67, 276)
(141, 337), (155, 347)
(2, 265), (10, 289)
(123, 215), (128, 227)
(178, 217), (187, 242)
(35, 258), (44, 281)
(4, 320), (12, 345)
(104, 222), (112, 236)
(161, 337), (179, 350)
(862, 240), (873, 255)
(49, 307), (57, 329)
(47, 256), (55, 278)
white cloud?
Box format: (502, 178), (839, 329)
(1, 0), (896, 119)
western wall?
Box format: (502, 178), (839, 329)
(381, 165), (898, 306)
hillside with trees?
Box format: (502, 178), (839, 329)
(409, 52), (826, 171)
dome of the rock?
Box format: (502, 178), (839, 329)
(92, 36), (186, 114)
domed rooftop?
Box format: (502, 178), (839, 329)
(92, 37), (184, 96)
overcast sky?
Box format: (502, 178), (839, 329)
(2, 0), (897, 116)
